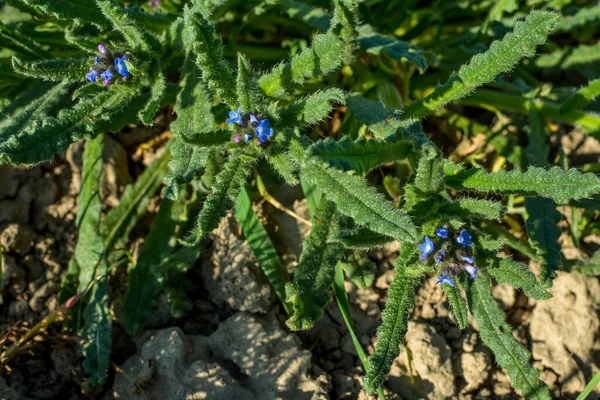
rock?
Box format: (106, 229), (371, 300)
(388, 322), (456, 399)
(201, 215), (272, 313)
(108, 312), (328, 400)
(28, 281), (60, 312)
(1, 224), (36, 255)
(454, 349), (491, 392)
(492, 283), (516, 310)
(530, 272), (600, 397)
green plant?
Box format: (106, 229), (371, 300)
(2, 0), (600, 397)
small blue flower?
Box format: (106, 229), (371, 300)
(95, 56), (101, 64)
(456, 229), (472, 247)
(437, 273), (455, 287)
(249, 114), (259, 126)
(244, 133), (252, 142)
(460, 255), (474, 264)
(121, 55), (128, 60)
(101, 69), (114, 81)
(435, 227), (449, 239)
(464, 265), (478, 279)
(256, 119), (273, 143)
(226, 107), (243, 125)
(418, 236), (435, 260)
(435, 249), (446, 264)
(86, 70), (98, 82)
(115, 57), (129, 77)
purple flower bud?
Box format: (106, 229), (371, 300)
(460, 255), (474, 264)
(233, 137), (241, 143)
(464, 265), (478, 279)
(98, 44), (106, 53)
(102, 80), (110, 87)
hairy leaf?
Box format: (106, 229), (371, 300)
(183, 151), (254, 245)
(329, 227), (394, 250)
(554, 4), (600, 32)
(302, 162), (418, 242)
(20, 0), (108, 26)
(364, 243), (420, 393)
(439, 199), (506, 220)
(139, 69), (166, 124)
(279, 89), (345, 129)
(236, 54), (261, 112)
(304, 136), (414, 175)
(443, 284), (468, 329)
(444, 164), (600, 204)
(559, 78), (600, 113)
(331, 0), (359, 65)
(96, 0), (149, 51)
(259, 32), (342, 97)
(345, 93), (402, 139)
(525, 198), (562, 287)
(236, 186), (291, 314)
(183, 7), (237, 107)
(0, 20), (52, 59)
(403, 11), (559, 119)
(467, 273), (550, 400)
(286, 199), (342, 330)
(414, 146), (444, 195)
(340, 252), (376, 289)
(570, 251), (600, 275)
(487, 258), (551, 301)
(12, 57), (89, 82)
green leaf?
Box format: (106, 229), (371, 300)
(259, 32), (342, 97)
(96, 0), (149, 51)
(364, 243), (419, 393)
(559, 78), (600, 113)
(340, 252), (376, 289)
(302, 162), (418, 242)
(414, 146), (444, 195)
(139, 69), (167, 125)
(403, 10), (560, 119)
(12, 57), (89, 82)
(554, 4), (600, 32)
(76, 135), (112, 386)
(101, 146), (171, 255)
(331, 0), (359, 65)
(182, 151), (254, 245)
(439, 199), (506, 221)
(525, 198), (562, 287)
(20, 0), (109, 26)
(304, 136), (414, 175)
(236, 186), (291, 314)
(570, 251), (600, 275)
(264, 145), (300, 185)
(487, 258), (551, 301)
(183, 7), (237, 107)
(444, 163), (600, 204)
(0, 20), (52, 59)
(466, 273), (551, 400)
(301, 176), (323, 218)
(329, 227), (394, 250)
(236, 54), (261, 112)
(122, 197), (182, 335)
(279, 89), (345, 129)
(286, 199), (342, 330)
(345, 93), (402, 139)
(357, 24), (428, 71)
(443, 284), (468, 329)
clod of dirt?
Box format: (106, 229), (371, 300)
(0, 376), (30, 400)
(530, 272), (600, 398)
(387, 321), (456, 399)
(108, 312), (328, 400)
(201, 215), (273, 313)
(1, 223), (36, 255)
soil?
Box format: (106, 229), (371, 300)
(1, 130), (600, 399)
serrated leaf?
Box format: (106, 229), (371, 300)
(139, 69), (166, 124)
(259, 32), (342, 97)
(236, 54), (261, 112)
(357, 24), (428, 71)
(236, 186), (291, 314)
(286, 199), (342, 330)
(329, 227), (394, 250)
(183, 7), (237, 107)
(96, 0), (149, 51)
(559, 78), (600, 113)
(554, 4), (600, 32)
(264, 143), (300, 185)
(331, 0), (359, 65)
(443, 284), (468, 329)
(466, 273), (551, 400)
(444, 164), (600, 204)
(439, 198), (506, 220)
(279, 89), (345, 129)
(302, 162), (418, 242)
(487, 258), (551, 300)
(20, 0), (109, 26)
(12, 57), (89, 82)
(403, 10), (560, 119)
(122, 197), (182, 335)
(183, 151), (253, 245)
(345, 93), (402, 139)
(414, 146), (444, 195)
(340, 252), (376, 289)
(364, 243), (420, 393)
(304, 136), (414, 175)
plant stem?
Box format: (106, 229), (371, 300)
(577, 369), (600, 400)
(256, 174), (312, 227)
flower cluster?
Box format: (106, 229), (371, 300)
(147, 0), (161, 13)
(226, 107), (274, 145)
(418, 227), (477, 287)
(86, 44), (130, 87)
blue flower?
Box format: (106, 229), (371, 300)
(101, 69), (114, 81)
(249, 114), (259, 126)
(437, 273), (455, 287)
(115, 57), (129, 77)
(226, 107), (243, 125)
(244, 133), (252, 142)
(86, 70), (98, 82)
(94, 56), (101, 64)
(435, 227), (449, 239)
(456, 229), (472, 247)
(418, 236), (435, 260)
(435, 249), (446, 264)
(256, 119), (273, 143)
(463, 265), (478, 279)
(460, 255), (474, 264)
